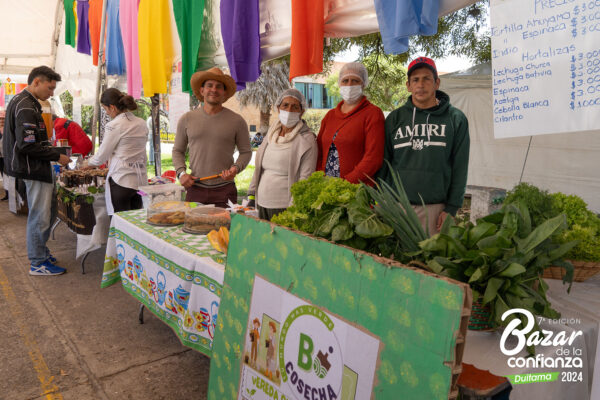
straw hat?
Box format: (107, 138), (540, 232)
(190, 67), (236, 102)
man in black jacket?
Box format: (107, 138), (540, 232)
(3, 66), (70, 275)
(0, 110), (8, 200)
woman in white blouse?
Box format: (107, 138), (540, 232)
(247, 89), (318, 221)
(83, 88), (148, 215)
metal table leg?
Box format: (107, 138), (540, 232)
(80, 251), (91, 274)
(50, 218), (61, 240)
(138, 304), (145, 324)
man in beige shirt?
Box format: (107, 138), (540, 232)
(172, 68), (252, 207)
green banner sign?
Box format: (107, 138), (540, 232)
(208, 215), (470, 400)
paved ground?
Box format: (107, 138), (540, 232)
(0, 188), (211, 399)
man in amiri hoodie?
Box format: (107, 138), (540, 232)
(379, 57), (470, 235)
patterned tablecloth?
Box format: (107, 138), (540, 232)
(101, 209), (226, 355)
(76, 193), (110, 259)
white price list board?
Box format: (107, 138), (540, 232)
(491, 0), (600, 138)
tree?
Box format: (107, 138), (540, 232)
(414, 1), (490, 64)
(57, 90), (93, 134)
(59, 91), (73, 119)
(236, 61), (291, 134)
(81, 105), (94, 134)
(323, 1), (490, 78)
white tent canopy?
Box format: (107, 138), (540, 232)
(0, 1), (63, 75)
(440, 63), (600, 212)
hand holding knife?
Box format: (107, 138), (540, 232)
(179, 166), (239, 188)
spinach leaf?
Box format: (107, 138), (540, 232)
(347, 200), (393, 238)
(331, 220), (354, 242)
(313, 207), (344, 237)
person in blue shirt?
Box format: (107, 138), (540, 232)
(250, 131), (264, 148)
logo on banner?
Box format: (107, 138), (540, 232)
(238, 276), (380, 400)
(500, 308), (584, 385)
(279, 305), (343, 400)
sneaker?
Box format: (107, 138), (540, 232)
(29, 261), (66, 276)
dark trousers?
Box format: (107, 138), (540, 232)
(109, 177), (143, 213)
(185, 183), (237, 208)
(257, 205), (286, 221)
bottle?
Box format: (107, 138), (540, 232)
(41, 104), (53, 140)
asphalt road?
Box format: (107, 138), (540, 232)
(0, 195), (211, 399)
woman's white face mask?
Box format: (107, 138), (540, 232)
(279, 110), (301, 128)
(339, 85), (363, 104)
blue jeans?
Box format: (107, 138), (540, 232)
(24, 179), (57, 266)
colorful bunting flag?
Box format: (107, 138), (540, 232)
(289, 0), (324, 80)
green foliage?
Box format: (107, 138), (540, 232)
(551, 192), (600, 231)
(57, 185), (99, 204)
(416, 202), (575, 346)
(272, 171), (351, 232)
(287, 171), (358, 213)
(504, 183), (600, 261)
(362, 56), (409, 111)
(324, 74), (340, 100)
(235, 165), (255, 198)
(81, 105), (94, 134)
(302, 109), (328, 135)
(146, 153), (174, 178)
(270, 171), (577, 353)
(412, 2), (491, 64)
(364, 164), (428, 256)
(59, 91), (73, 119)
(504, 183), (556, 227)
(132, 98), (152, 121)
(323, 2), (491, 78)
(557, 226), (600, 262)
(271, 172), (393, 251)
(551, 192), (600, 261)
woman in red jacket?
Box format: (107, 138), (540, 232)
(317, 62), (385, 185)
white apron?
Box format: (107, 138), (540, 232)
(105, 156), (147, 216)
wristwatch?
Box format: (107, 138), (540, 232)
(177, 170), (186, 180)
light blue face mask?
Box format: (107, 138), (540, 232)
(279, 110), (301, 128)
